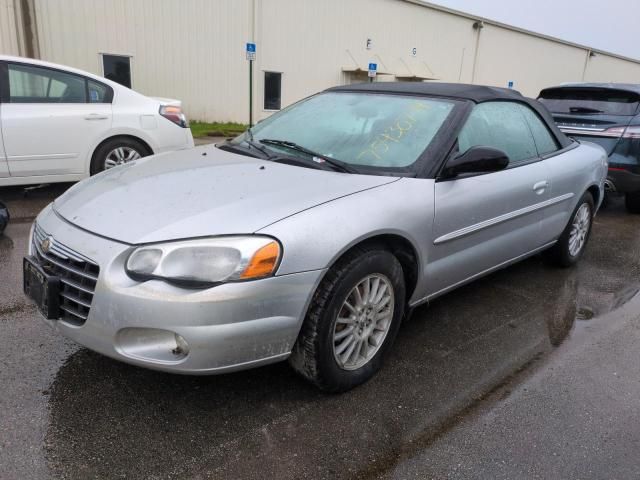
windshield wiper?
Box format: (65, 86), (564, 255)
(243, 128), (275, 159)
(569, 106), (604, 114)
(258, 138), (358, 174)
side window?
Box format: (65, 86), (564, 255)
(517, 105), (560, 156)
(8, 63), (86, 103)
(87, 79), (112, 103)
(458, 102), (538, 164)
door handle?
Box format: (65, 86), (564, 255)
(533, 181), (549, 195)
(84, 114), (108, 120)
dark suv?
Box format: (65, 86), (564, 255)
(538, 83), (640, 212)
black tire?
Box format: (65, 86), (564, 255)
(546, 192), (594, 267)
(625, 192), (640, 214)
(90, 137), (150, 175)
(0, 201), (9, 235)
(289, 245), (405, 392)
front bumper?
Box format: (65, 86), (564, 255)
(33, 205), (324, 374)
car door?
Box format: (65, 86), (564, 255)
(425, 101), (551, 297)
(516, 103), (583, 244)
(0, 61), (112, 177)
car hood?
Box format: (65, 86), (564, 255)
(53, 147), (398, 244)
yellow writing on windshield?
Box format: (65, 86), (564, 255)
(357, 101), (431, 162)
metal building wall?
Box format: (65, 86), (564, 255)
(0, 0), (21, 55)
(584, 53), (640, 83)
(256, 0), (479, 116)
(472, 23), (588, 95)
(9, 0), (640, 123)
(32, 0), (252, 122)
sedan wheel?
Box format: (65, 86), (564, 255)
(333, 274), (394, 371)
(90, 138), (150, 175)
(104, 146), (142, 170)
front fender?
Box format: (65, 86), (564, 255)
(258, 177), (434, 303)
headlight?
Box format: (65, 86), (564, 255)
(126, 236), (281, 288)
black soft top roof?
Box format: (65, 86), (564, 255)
(327, 81), (526, 103)
(326, 81), (572, 149)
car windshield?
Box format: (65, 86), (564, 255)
(232, 92), (457, 171)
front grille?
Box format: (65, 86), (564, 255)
(32, 223), (100, 325)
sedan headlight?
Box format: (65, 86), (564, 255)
(126, 236), (281, 288)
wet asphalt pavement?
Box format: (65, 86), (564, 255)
(1, 185), (639, 479)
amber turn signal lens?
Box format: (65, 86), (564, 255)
(240, 241), (280, 279)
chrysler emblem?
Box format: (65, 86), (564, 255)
(41, 236), (53, 253)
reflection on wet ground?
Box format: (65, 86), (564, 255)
(1, 188), (639, 479)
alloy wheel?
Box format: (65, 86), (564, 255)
(104, 147), (142, 170)
(332, 274), (395, 371)
(568, 203), (591, 257)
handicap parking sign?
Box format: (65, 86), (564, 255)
(246, 42), (256, 61)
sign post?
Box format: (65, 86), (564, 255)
(246, 42), (256, 126)
(368, 62), (377, 83)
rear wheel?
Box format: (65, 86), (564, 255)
(289, 245), (405, 392)
(90, 137), (150, 175)
(625, 192), (640, 213)
(546, 192), (594, 267)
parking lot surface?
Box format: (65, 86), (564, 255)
(1, 185), (639, 479)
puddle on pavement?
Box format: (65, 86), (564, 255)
(39, 197), (640, 480)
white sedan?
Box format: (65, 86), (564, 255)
(0, 55), (194, 186)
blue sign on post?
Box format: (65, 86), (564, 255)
(508, 80), (514, 89)
(246, 42), (256, 61)
(368, 62), (377, 78)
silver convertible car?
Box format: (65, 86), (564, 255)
(24, 83), (607, 392)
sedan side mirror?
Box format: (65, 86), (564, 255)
(442, 146), (510, 178)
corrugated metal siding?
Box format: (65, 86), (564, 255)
(473, 24), (588, 96)
(33, 0), (252, 122)
(584, 54), (640, 83)
(0, 0), (21, 55)
(16, 0), (640, 122)
(258, 0), (479, 116)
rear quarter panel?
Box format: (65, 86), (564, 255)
(542, 141), (607, 243)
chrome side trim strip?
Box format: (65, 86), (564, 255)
(434, 193), (575, 245)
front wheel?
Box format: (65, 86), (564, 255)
(546, 192), (594, 267)
(289, 246), (405, 392)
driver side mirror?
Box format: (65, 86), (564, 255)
(441, 146), (509, 179)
